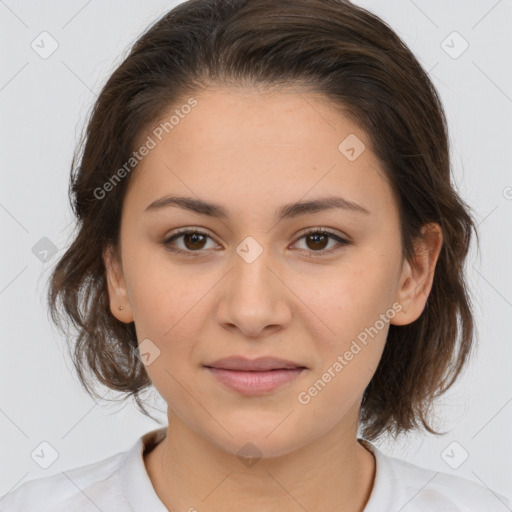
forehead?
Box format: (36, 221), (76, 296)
(124, 86), (396, 222)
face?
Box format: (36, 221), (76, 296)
(104, 85), (441, 458)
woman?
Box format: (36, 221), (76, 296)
(2, 0), (510, 510)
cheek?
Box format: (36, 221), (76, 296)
(301, 247), (400, 388)
(131, 278), (206, 346)
(123, 242), (205, 335)
(129, 274), (208, 401)
(295, 270), (393, 426)
(310, 260), (397, 337)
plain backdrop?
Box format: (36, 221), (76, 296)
(1, 0), (511, 501)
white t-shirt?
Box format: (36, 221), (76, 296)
(1, 427), (510, 511)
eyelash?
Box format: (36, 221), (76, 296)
(161, 227), (351, 258)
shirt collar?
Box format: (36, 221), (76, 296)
(118, 427), (395, 511)
(119, 426), (168, 512)
(358, 438), (399, 511)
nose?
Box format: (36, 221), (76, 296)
(215, 245), (292, 339)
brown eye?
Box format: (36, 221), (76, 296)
(305, 232), (330, 251)
(181, 232), (208, 250)
(162, 227), (351, 257)
(293, 229), (351, 256)
(162, 229), (216, 254)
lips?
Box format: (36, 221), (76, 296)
(204, 356), (306, 372)
(204, 356), (307, 395)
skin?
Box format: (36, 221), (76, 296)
(104, 85), (443, 512)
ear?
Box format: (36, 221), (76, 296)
(103, 244), (134, 323)
(391, 223), (443, 326)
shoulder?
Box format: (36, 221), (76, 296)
(0, 451), (130, 512)
(372, 444), (512, 511)
(395, 458), (511, 511)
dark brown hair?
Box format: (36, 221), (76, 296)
(47, 0), (478, 441)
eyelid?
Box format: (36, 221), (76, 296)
(298, 226), (351, 241)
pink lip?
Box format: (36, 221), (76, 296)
(204, 356), (307, 395)
(205, 367), (306, 395)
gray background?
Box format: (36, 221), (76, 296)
(1, 0), (511, 501)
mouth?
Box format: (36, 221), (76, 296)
(204, 355), (307, 372)
(203, 356), (307, 395)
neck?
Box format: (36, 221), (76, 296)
(144, 407), (376, 512)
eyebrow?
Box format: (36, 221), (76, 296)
(144, 195), (371, 220)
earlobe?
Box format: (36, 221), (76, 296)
(103, 244), (134, 323)
(391, 223), (443, 326)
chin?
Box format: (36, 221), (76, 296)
(204, 417), (306, 460)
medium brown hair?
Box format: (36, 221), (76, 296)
(47, 0), (478, 441)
